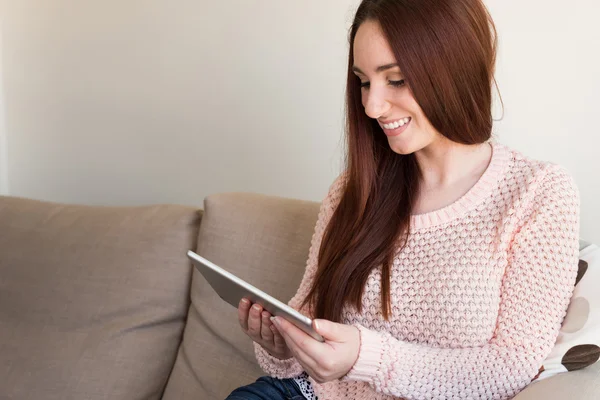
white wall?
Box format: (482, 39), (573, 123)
(0, 0), (350, 208)
(0, 24), (8, 196)
(0, 0), (598, 243)
(485, 0), (600, 244)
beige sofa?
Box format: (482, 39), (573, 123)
(1, 192), (598, 400)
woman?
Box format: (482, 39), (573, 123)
(227, 0), (580, 399)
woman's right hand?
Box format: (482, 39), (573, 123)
(238, 298), (293, 361)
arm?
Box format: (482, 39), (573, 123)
(341, 166), (581, 399)
(254, 173), (347, 378)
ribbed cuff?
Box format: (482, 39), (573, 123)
(342, 324), (385, 383)
(253, 342), (304, 378)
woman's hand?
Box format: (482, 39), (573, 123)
(237, 298), (293, 361)
(271, 316), (360, 384)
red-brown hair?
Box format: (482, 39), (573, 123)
(301, 0), (500, 322)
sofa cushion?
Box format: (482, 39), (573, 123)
(514, 361), (600, 399)
(0, 196), (201, 400)
(162, 192), (320, 400)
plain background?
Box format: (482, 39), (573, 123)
(0, 0), (598, 243)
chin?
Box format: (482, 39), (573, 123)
(388, 135), (435, 156)
(388, 141), (418, 155)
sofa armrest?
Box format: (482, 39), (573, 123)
(514, 363), (600, 399)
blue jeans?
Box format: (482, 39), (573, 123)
(226, 376), (306, 400)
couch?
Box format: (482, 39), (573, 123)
(1, 192), (598, 399)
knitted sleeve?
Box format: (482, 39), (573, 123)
(254, 172), (347, 378)
(342, 166), (581, 400)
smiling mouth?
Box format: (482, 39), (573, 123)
(380, 117), (411, 130)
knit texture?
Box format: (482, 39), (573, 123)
(254, 141), (581, 400)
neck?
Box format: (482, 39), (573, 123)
(414, 137), (492, 190)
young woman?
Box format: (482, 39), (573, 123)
(227, 0), (580, 399)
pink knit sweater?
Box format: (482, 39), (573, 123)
(254, 142), (580, 400)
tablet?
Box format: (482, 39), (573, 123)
(187, 250), (325, 342)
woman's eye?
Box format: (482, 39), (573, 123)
(389, 79), (405, 87)
(359, 79), (405, 89)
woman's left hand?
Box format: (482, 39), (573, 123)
(271, 316), (360, 384)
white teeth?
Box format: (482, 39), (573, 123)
(382, 117), (411, 130)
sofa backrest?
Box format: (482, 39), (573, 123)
(0, 196), (201, 400)
(163, 192), (320, 400)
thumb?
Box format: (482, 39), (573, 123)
(313, 319), (348, 341)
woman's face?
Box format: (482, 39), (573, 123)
(353, 20), (441, 155)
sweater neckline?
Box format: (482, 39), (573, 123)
(410, 141), (510, 230)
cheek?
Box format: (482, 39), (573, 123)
(360, 91), (367, 108)
(405, 105), (428, 129)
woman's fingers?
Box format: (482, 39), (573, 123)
(273, 317), (319, 371)
(271, 323), (288, 351)
(237, 298), (251, 331)
(247, 303), (263, 340)
(260, 311), (274, 342)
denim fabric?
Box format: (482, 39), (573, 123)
(226, 376), (306, 400)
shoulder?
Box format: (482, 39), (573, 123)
(498, 142), (580, 212)
(324, 170), (349, 202)
(314, 171), (349, 222)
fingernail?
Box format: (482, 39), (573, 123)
(314, 320), (320, 331)
(241, 298), (249, 305)
(252, 304), (261, 311)
(270, 316), (279, 325)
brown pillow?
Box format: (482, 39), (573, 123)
(163, 192), (320, 400)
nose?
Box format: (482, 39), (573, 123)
(363, 87), (391, 120)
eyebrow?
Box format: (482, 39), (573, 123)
(352, 63), (400, 75)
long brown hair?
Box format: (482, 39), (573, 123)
(301, 0), (500, 322)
